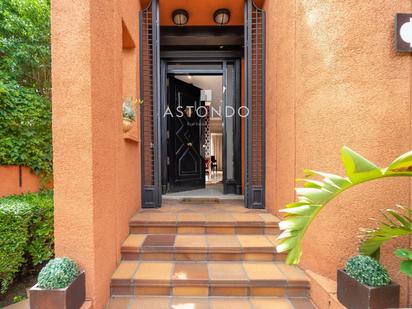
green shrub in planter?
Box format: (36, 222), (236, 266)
(37, 258), (79, 289)
(345, 255), (390, 287)
(0, 201), (31, 293)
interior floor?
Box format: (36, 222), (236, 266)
(206, 171), (222, 185)
(163, 184), (243, 200)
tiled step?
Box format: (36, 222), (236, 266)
(129, 212), (279, 235)
(106, 296), (317, 309)
(121, 234), (286, 261)
(110, 261), (310, 298)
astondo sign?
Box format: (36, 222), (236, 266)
(396, 13), (412, 52)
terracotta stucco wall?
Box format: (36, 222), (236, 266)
(264, 0), (411, 306)
(52, 0), (141, 307)
(0, 166), (44, 197)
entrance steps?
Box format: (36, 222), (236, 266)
(107, 201), (315, 308)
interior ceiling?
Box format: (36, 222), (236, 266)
(140, 0), (264, 26)
(175, 75), (223, 118)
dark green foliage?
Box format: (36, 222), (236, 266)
(0, 191), (54, 294)
(0, 0), (51, 95)
(37, 258), (79, 289)
(0, 201), (31, 294)
(345, 255), (391, 287)
(0, 76), (52, 177)
(0, 0), (52, 179)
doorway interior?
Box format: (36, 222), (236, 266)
(161, 60), (242, 198)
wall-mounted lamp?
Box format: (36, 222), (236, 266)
(172, 9), (189, 26)
(213, 8), (230, 26)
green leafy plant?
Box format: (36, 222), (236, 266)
(360, 205), (411, 259)
(345, 255), (391, 287)
(276, 146), (412, 265)
(123, 97), (136, 121)
(359, 206), (412, 278)
(13, 295), (27, 303)
(0, 191), (53, 294)
(37, 258), (79, 289)
(0, 0), (52, 181)
(394, 249), (412, 277)
(0, 201), (31, 294)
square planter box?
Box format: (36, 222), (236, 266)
(337, 269), (399, 309)
(29, 271), (85, 309)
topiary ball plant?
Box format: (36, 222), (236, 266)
(37, 257), (79, 289)
(345, 255), (391, 287)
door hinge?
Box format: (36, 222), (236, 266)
(167, 156), (170, 165)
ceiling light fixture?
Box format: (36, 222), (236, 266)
(172, 9), (189, 26)
(213, 8), (230, 26)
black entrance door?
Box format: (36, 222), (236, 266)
(167, 76), (205, 192)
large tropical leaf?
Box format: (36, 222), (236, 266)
(360, 206), (412, 259)
(277, 147), (412, 265)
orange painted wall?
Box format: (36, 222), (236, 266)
(264, 0), (412, 306)
(0, 166), (43, 197)
(52, 0), (141, 308)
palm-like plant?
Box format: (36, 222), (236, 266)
(276, 146), (412, 265)
(359, 206), (412, 278)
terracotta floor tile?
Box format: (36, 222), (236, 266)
(289, 298), (317, 309)
(111, 261), (139, 280)
(211, 299), (252, 309)
(129, 297), (170, 309)
(266, 235), (281, 247)
(205, 213), (235, 223)
(142, 235), (176, 247)
(122, 234), (146, 250)
(243, 263), (286, 281)
(277, 264), (309, 284)
(250, 299), (294, 309)
(174, 235), (207, 249)
(232, 213), (264, 224)
(237, 235), (274, 249)
(171, 297), (209, 309)
(208, 262), (248, 282)
(258, 213), (280, 223)
(177, 213), (206, 223)
(172, 263), (209, 283)
(133, 262), (173, 282)
(106, 297), (132, 309)
(131, 213), (177, 223)
(207, 235), (240, 250)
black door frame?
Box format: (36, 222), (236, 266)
(139, 0), (265, 209)
(160, 54), (242, 197)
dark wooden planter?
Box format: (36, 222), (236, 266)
(337, 269), (400, 309)
(29, 271), (85, 309)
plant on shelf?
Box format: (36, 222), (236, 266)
(337, 255), (399, 309)
(122, 97), (136, 132)
(29, 257), (85, 309)
(360, 205), (412, 278)
(276, 146), (412, 265)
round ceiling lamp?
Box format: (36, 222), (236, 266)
(214, 8), (230, 26)
(172, 9), (189, 26)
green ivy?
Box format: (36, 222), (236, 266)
(0, 0), (52, 179)
(0, 191), (54, 294)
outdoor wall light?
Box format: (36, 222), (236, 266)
(172, 9), (189, 26)
(214, 8), (230, 26)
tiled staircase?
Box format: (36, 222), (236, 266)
(107, 200), (315, 309)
